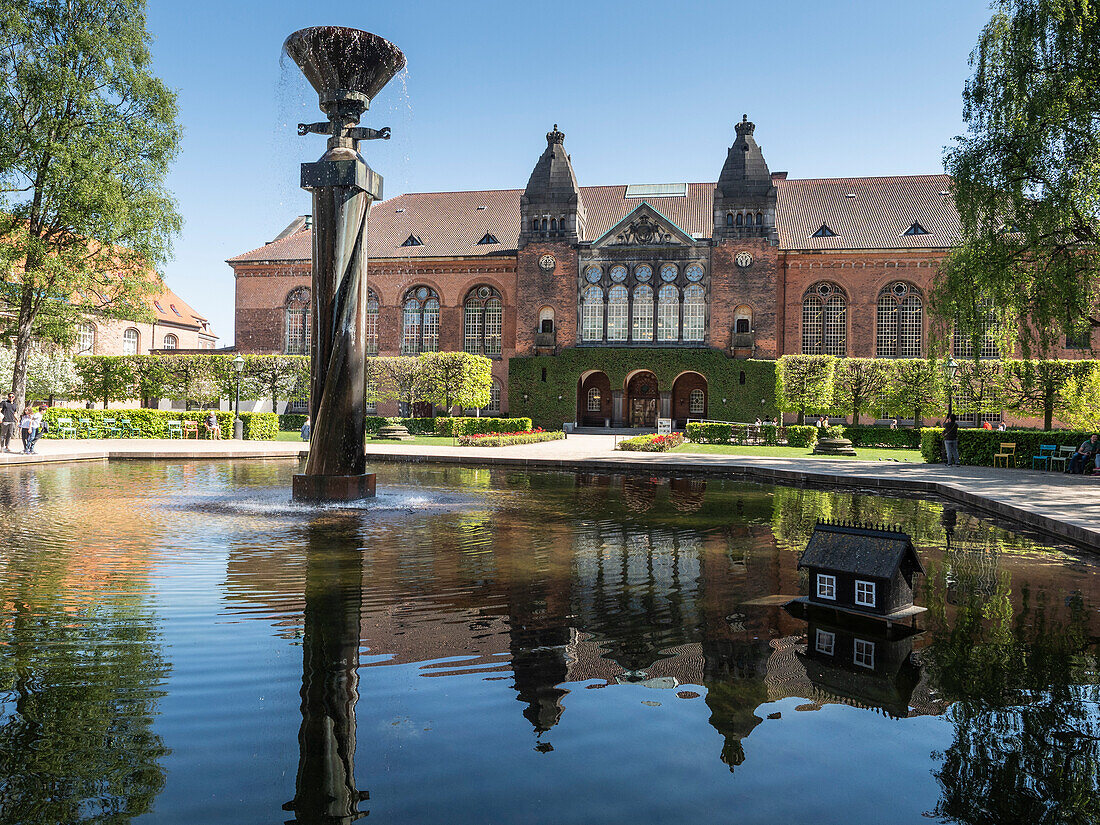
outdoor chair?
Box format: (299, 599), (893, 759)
(182, 420), (200, 439)
(167, 420), (183, 439)
(1031, 444), (1057, 471)
(55, 417), (76, 439)
(101, 417), (120, 438)
(992, 443), (1016, 468)
(1051, 445), (1076, 473)
(117, 417), (140, 438)
(77, 417), (96, 438)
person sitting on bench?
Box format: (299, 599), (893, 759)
(204, 411), (221, 440)
(1068, 434), (1098, 473)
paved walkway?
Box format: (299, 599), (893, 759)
(3, 434), (1099, 550)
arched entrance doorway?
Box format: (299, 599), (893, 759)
(672, 372), (707, 429)
(625, 370), (659, 428)
(578, 371), (611, 427)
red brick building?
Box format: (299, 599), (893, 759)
(228, 117), (1090, 424)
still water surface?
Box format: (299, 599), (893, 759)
(0, 461), (1096, 824)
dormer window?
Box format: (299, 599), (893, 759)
(812, 224), (837, 238)
(401, 235), (423, 247)
(477, 233), (499, 245)
(903, 222), (929, 236)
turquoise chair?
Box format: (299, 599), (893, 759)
(1031, 444), (1056, 470)
(55, 417), (76, 439)
(101, 417), (120, 438)
(167, 420), (183, 439)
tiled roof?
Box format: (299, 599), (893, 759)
(798, 522), (921, 579)
(150, 286), (214, 335)
(227, 175), (960, 264)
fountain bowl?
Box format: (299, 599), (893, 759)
(284, 26), (406, 108)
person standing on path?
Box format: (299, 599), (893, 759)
(26, 404), (46, 454)
(19, 407), (33, 454)
(943, 413), (960, 467)
(0, 392), (17, 453)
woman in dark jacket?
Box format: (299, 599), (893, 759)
(942, 413), (959, 466)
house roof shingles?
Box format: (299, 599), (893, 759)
(227, 174), (961, 265)
(797, 522), (923, 580)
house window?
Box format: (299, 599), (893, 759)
(77, 322), (96, 354)
(682, 283), (706, 342)
(581, 285), (604, 342)
(485, 379), (501, 414)
(1066, 321), (1091, 350)
(539, 307), (554, 334)
(285, 286), (311, 355)
(855, 580), (876, 607)
(632, 284), (653, 341)
(689, 388), (705, 415)
(877, 282), (923, 358)
(953, 298), (1000, 359)
(365, 381), (377, 415)
(366, 290), (379, 356)
(607, 285), (628, 341)
(815, 629), (835, 656)
(163, 333), (178, 350)
(802, 283), (846, 356)
(816, 573), (836, 600)
(123, 328), (139, 356)
(657, 284), (679, 341)
(853, 638), (875, 669)
(402, 286), (440, 355)
(464, 286), (503, 356)
(903, 222), (929, 236)
(401, 234), (423, 247)
(587, 387), (601, 412)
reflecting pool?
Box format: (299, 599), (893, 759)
(0, 461), (1096, 824)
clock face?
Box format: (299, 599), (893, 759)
(585, 266), (602, 284)
(539, 254), (556, 271)
(634, 264), (652, 282)
(686, 264), (704, 282)
(610, 265), (627, 283)
(735, 252), (754, 268)
(660, 264), (678, 282)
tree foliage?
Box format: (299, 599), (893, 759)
(831, 358), (890, 425)
(242, 355), (308, 412)
(1001, 358), (1098, 429)
(0, 0), (182, 408)
(935, 0), (1100, 356)
(883, 358), (945, 424)
(418, 352), (492, 414)
(775, 355), (835, 424)
(368, 356), (426, 409)
(0, 344), (76, 400)
(73, 355), (134, 408)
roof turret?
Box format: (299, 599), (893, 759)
(519, 125), (586, 247)
(714, 115), (778, 242)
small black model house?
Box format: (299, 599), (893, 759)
(795, 520), (926, 621)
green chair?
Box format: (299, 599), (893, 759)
(167, 420), (183, 439)
(1051, 445), (1076, 473)
(117, 417), (139, 438)
(101, 417), (120, 438)
(55, 417), (76, 439)
(77, 417), (97, 438)
(1031, 444), (1056, 470)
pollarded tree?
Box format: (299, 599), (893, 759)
(952, 359), (1005, 422)
(883, 359), (945, 426)
(1001, 359), (1097, 430)
(831, 358), (890, 426)
(73, 355), (135, 409)
(158, 354), (216, 410)
(418, 352), (492, 416)
(935, 0), (1100, 356)
(775, 355), (835, 425)
(0, 0), (182, 410)
(242, 355), (309, 413)
(1058, 366), (1100, 430)
(368, 356), (426, 412)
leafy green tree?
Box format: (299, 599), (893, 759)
(158, 354), (216, 410)
(242, 354), (309, 412)
(831, 358), (890, 425)
(1002, 359), (1096, 430)
(0, 345), (76, 401)
(129, 353), (168, 406)
(935, 0), (1100, 356)
(368, 356), (427, 411)
(0, 0), (181, 410)
(883, 359), (945, 426)
(952, 359), (1005, 421)
(1056, 365), (1100, 430)
(775, 355), (834, 425)
(418, 352), (492, 415)
(73, 355), (135, 408)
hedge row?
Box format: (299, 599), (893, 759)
(279, 413), (308, 431)
(616, 433), (685, 452)
(456, 430), (564, 447)
(919, 427), (1096, 466)
(843, 426), (922, 449)
(41, 408), (279, 440)
(434, 417), (533, 437)
(785, 425), (818, 448)
(683, 422), (784, 445)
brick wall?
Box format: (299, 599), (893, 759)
(711, 238), (780, 357)
(515, 242), (578, 354)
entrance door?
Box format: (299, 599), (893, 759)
(625, 371), (660, 429)
(630, 398), (657, 428)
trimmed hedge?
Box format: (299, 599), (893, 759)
(919, 427), (1096, 466)
(785, 425), (818, 448)
(41, 408), (279, 440)
(509, 349), (777, 430)
(435, 417), (533, 437)
(457, 430), (564, 447)
(617, 432), (685, 452)
(279, 413), (308, 431)
(686, 422), (733, 444)
(843, 426), (921, 449)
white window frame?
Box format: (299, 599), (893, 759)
(816, 573), (836, 601)
(815, 629), (835, 656)
(853, 638), (875, 669)
(163, 333), (178, 350)
(855, 579), (876, 607)
(122, 327), (139, 356)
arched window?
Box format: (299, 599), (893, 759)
(756, 212), (763, 225)
(464, 286), (503, 356)
(876, 282), (922, 358)
(726, 213), (734, 227)
(539, 306), (554, 333)
(689, 388), (705, 415)
(285, 286), (311, 355)
(953, 298), (1000, 359)
(123, 327), (139, 356)
(402, 286), (440, 355)
(632, 284), (653, 341)
(77, 322), (95, 354)
(682, 283), (706, 341)
(736, 213), (743, 226)
(581, 285), (604, 342)
(163, 333), (178, 350)
(658, 284), (679, 341)
(366, 289), (379, 356)
(541, 218), (547, 231)
(607, 285), (628, 341)
(802, 282), (846, 356)
(587, 386), (601, 412)
(550, 219), (557, 231)
(746, 213), (754, 226)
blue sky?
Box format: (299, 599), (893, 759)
(146, 0), (994, 344)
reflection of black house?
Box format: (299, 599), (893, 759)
(797, 520), (925, 620)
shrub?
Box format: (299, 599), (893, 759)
(239, 412), (278, 440)
(762, 424), (779, 445)
(784, 425), (818, 448)
(40, 407), (278, 440)
(843, 426), (922, 449)
(616, 432), (684, 452)
(919, 426), (1095, 466)
(435, 417), (534, 437)
(686, 422), (733, 444)
(457, 429), (564, 447)
(279, 413), (308, 431)
(920, 427), (943, 463)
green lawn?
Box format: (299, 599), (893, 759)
(672, 443), (925, 462)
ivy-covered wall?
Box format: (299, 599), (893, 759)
(508, 348), (777, 428)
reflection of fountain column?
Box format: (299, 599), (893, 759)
(283, 522), (368, 824)
(285, 27), (406, 501)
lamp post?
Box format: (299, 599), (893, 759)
(233, 353), (244, 440)
(945, 357), (959, 417)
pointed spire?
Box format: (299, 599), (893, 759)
(713, 114), (778, 242)
(520, 124), (586, 247)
